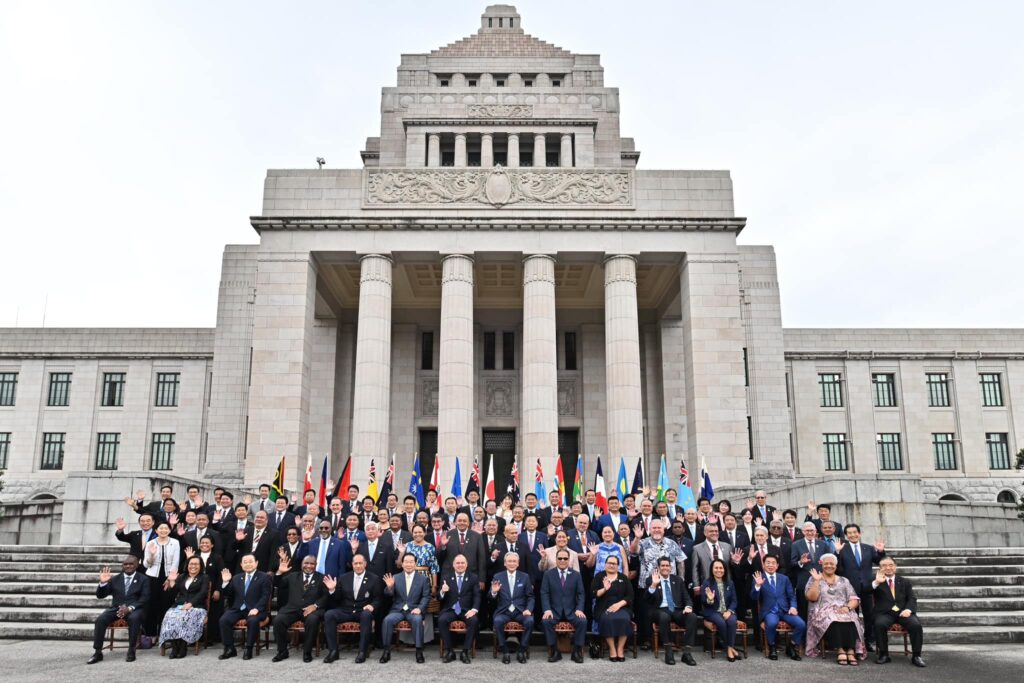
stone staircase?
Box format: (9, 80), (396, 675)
(0, 544), (1021, 643)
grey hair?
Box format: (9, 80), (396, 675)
(820, 553), (838, 564)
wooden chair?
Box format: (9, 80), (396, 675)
(888, 623), (911, 656)
(438, 619), (477, 657)
(336, 620), (371, 650)
(703, 618), (748, 658)
(553, 620), (578, 653)
(288, 619), (321, 656)
(650, 623), (685, 657)
(491, 621), (530, 658)
(105, 617), (140, 651)
(159, 593), (212, 656)
(760, 620), (793, 656)
(230, 593), (273, 655)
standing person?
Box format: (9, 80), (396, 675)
(646, 556), (699, 666)
(86, 557), (149, 664)
(158, 555), (210, 658)
(701, 558), (740, 662)
(790, 522), (828, 619)
(114, 513), (155, 561)
(437, 554), (481, 663)
(540, 550), (587, 663)
(837, 523), (885, 651)
(142, 521), (180, 644)
(871, 558), (926, 668)
(592, 554), (633, 662)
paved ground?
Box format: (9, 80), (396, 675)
(1, 640), (1022, 682)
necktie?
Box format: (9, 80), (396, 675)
(436, 532), (442, 546)
(277, 512), (283, 526)
(369, 541), (376, 560)
(853, 543), (862, 566)
(454, 575), (463, 615)
(712, 544), (719, 560)
(769, 575), (775, 591)
(760, 545), (766, 561)
(124, 575), (131, 592)
(334, 514), (339, 529)
(888, 578), (895, 598)
(316, 540), (328, 573)
(304, 573), (312, 590)
(560, 571), (566, 588)
(253, 530), (262, 546)
(460, 533), (466, 548)
(808, 543), (815, 563)
(529, 533), (534, 551)
(241, 573), (252, 610)
(663, 581), (675, 610)
(729, 531), (735, 546)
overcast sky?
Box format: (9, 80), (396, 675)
(2, 1), (1022, 330)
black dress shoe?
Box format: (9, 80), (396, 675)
(787, 646), (801, 661)
(379, 649), (391, 663)
(87, 652), (103, 665)
(415, 649), (425, 663)
(664, 652), (676, 665)
(323, 650), (339, 663)
(125, 651), (136, 663)
(303, 652), (313, 663)
(242, 648), (253, 660)
(460, 650), (472, 663)
(912, 656), (926, 668)
(219, 647), (237, 660)
(502, 653), (511, 664)
(272, 651), (289, 662)
(876, 654), (891, 664)
(355, 651), (367, 663)
(768, 646), (778, 660)
(548, 648), (562, 663)
(571, 648), (584, 663)
(681, 652), (697, 666)
(517, 650), (528, 663)
(444, 651), (457, 663)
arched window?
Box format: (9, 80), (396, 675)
(29, 492), (58, 501)
(938, 493), (967, 502)
(996, 490), (1018, 504)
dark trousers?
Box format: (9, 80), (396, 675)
(438, 610), (479, 652)
(654, 607), (699, 648)
(855, 588), (876, 644)
(636, 593), (652, 643)
(219, 609), (268, 649)
(703, 610), (737, 648)
(494, 611), (534, 652)
(541, 613), (586, 647)
(323, 608), (374, 653)
(272, 607), (322, 654)
(93, 607), (145, 652)
(145, 575), (171, 637)
(874, 613), (923, 657)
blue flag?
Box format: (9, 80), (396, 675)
(631, 458), (645, 495)
(534, 458), (548, 503)
(677, 458), (696, 511)
(656, 454), (669, 502)
(451, 458), (463, 498)
(699, 457), (714, 501)
(409, 453), (425, 509)
(616, 457), (629, 499)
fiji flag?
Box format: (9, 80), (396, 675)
(534, 458), (548, 502)
(409, 452), (425, 509)
(616, 457), (629, 499)
(699, 456), (714, 501)
(677, 458), (696, 511)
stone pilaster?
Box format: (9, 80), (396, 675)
(521, 254), (558, 468)
(603, 255), (645, 476)
(454, 133), (467, 167)
(350, 254), (393, 484)
(507, 133), (520, 167)
(438, 254), (475, 487)
(427, 134), (440, 167)
(560, 133), (573, 167)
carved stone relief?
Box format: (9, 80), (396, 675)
(420, 378), (439, 417)
(467, 104), (533, 118)
(485, 379), (516, 417)
(557, 379), (577, 417)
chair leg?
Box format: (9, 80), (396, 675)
(710, 629), (717, 659)
(652, 629), (659, 657)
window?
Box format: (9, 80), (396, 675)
(101, 372), (125, 407)
(483, 332), (496, 370)
(502, 331), (515, 370)
(496, 79), (505, 87)
(926, 373), (950, 407)
(155, 372), (180, 407)
(40, 432), (65, 470)
(0, 372), (16, 406)
(564, 332), (578, 371)
(421, 332), (434, 371)
(467, 79), (477, 87)
(47, 372), (71, 407)
(997, 490), (1018, 504)
(0, 432), (9, 469)
(872, 373), (897, 407)
(980, 373), (1003, 407)
(747, 417), (754, 460)
(878, 433), (903, 470)
(95, 432), (120, 470)
(823, 433), (848, 471)
(933, 433), (957, 470)
(150, 433), (175, 471)
(987, 432), (1011, 470)
(818, 373), (843, 407)
(551, 79), (561, 87)
(439, 79), (449, 87)
(524, 79), (533, 87)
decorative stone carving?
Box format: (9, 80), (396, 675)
(485, 379), (516, 417)
(557, 379), (577, 417)
(365, 168), (633, 208)
(468, 104), (533, 118)
(420, 377), (439, 417)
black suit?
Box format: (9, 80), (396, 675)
(437, 571), (481, 653)
(267, 509), (297, 533)
(181, 526), (219, 555)
(838, 541), (885, 644)
(540, 567), (587, 647)
(92, 571), (150, 652)
(437, 529), (488, 581)
(722, 527), (750, 552)
(272, 571), (328, 655)
(323, 571), (382, 654)
(356, 539), (395, 579)
(645, 573), (699, 649)
(169, 573), (210, 609)
(872, 574), (923, 657)
(681, 522), (706, 546)
(115, 528), (155, 561)
(750, 504), (777, 524)
(218, 571), (273, 649)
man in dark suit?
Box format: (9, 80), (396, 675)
(326, 498), (347, 534)
(181, 512), (218, 554)
(87, 556), (150, 664)
(680, 508), (705, 545)
(595, 496), (627, 535)
(781, 509), (803, 543)
(721, 514), (749, 552)
(221, 503), (254, 569)
(290, 489), (317, 518)
(767, 520), (793, 572)
(218, 554), (273, 660)
(357, 521), (396, 579)
(481, 501), (507, 534)
(790, 521), (828, 619)
(267, 497), (296, 533)
(749, 491), (777, 525)
(383, 515), (413, 550)
(307, 519), (352, 579)
(322, 553), (382, 663)
(437, 554), (481, 663)
(491, 551), (535, 664)
(114, 514), (156, 561)
(804, 500), (842, 535)
(271, 554), (328, 662)
(232, 510), (279, 573)
(872, 558), (925, 667)
(380, 553), (431, 663)
(437, 513), (488, 587)
(750, 553), (805, 661)
(540, 550), (586, 663)
(646, 557), (699, 666)
(837, 523), (886, 650)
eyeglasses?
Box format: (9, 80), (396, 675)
(756, 496), (766, 499)
(556, 556), (570, 562)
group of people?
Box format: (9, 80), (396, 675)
(87, 483), (926, 669)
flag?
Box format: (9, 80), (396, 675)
(303, 453), (313, 497)
(377, 453), (395, 506)
(553, 457), (566, 507)
(572, 456), (584, 503)
(699, 457), (714, 501)
(428, 456), (441, 511)
(331, 455), (352, 501)
(484, 456), (496, 502)
(270, 456), (286, 501)
(466, 455), (481, 498)
(367, 458), (379, 503)
(409, 452), (425, 509)
(631, 458), (645, 496)
(616, 457), (629, 499)
(451, 458), (463, 499)
(534, 458), (548, 503)
(677, 457), (696, 511)
(656, 454), (669, 502)
(317, 455), (329, 508)
(507, 460), (520, 504)
(594, 456), (608, 513)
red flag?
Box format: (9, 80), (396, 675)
(303, 453), (313, 496)
(429, 456), (441, 511)
(331, 455), (351, 501)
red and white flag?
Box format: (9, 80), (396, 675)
(429, 455), (441, 511)
(484, 457), (496, 502)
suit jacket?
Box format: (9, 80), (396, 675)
(306, 536), (352, 578)
(181, 526), (220, 555)
(750, 572), (797, 614)
(276, 570), (328, 610)
(437, 529), (488, 579)
(742, 543), (788, 578)
(232, 527), (279, 573)
(181, 499), (212, 517)
(481, 515), (507, 534)
(97, 571), (150, 610)
(492, 538), (530, 578)
(142, 538), (181, 578)
(248, 498), (275, 518)
(220, 521), (253, 567)
(492, 569), (534, 614)
(838, 542), (886, 594)
(222, 570), (272, 613)
(279, 542), (308, 568)
(750, 504), (777, 524)
(584, 503), (605, 521)
(267, 509), (297, 533)
(790, 538), (829, 589)
(595, 511), (629, 535)
(871, 574), (917, 616)
(519, 530), (548, 580)
(690, 540), (735, 587)
(766, 535), (793, 572)
(170, 573), (210, 608)
(700, 578), (738, 613)
(721, 528), (750, 552)
(681, 522), (706, 546)
(781, 525), (804, 543)
(644, 573), (695, 611)
(399, 512), (418, 532)
(386, 571), (430, 614)
(329, 570), (382, 612)
(355, 539), (394, 579)
(326, 512), (348, 534)
(438, 571), (481, 615)
(115, 528), (156, 561)
(340, 499), (361, 518)
(566, 528), (599, 554)
(541, 567), (584, 617)
(381, 529), (412, 551)
(338, 528), (367, 544)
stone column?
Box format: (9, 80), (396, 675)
(560, 133), (573, 167)
(438, 254), (475, 488)
(533, 133), (546, 168)
(454, 133), (467, 167)
(603, 255), (645, 476)
(350, 254), (393, 485)
(480, 133), (494, 168)
(521, 254), (559, 465)
(507, 133), (520, 167)
(427, 134), (441, 167)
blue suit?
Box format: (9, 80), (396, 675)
(218, 571), (273, 649)
(540, 567), (586, 647)
(491, 569), (535, 652)
(382, 571), (431, 649)
(306, 535), (352, 579)
(701, 577), (739, 648)
(595, 512), (628, 535)
(750, 572), (805, 646)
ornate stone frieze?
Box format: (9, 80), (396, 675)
(485, 379), (516, 417)
(468, 104), (533, 118)
(420, 377), (439, 417)
(557, 379), (577, 417)
(364, 168), (634, 209)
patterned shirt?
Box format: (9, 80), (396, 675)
(633, 536), (687, 585)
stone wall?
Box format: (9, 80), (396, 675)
(924, 500), (1024, 547)
(0, 500), (62, 545)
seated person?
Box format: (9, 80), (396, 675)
(750, 553), (805, 661)
(540, 550), (587, 663)
(379, 553), (430, 663)
(270, 554), (327, 663)
(437, 554), (481, 663)
(804, 553), (864, 664)
(87, 556), (149, 664)
(217, 554), (272, 660)
(158, 555), (210, 658)
(592, 554), (633, 662)
(872, 558), (925, 668)
(647, 556), (698, 666)
(491, 551), (535, 664)
(700, 558), (739, 662)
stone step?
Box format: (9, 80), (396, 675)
(0, 593), (108, 608)
(893, 555), (1024, 566)
(915, 585), (1024, 599)
(0, 545), (122, 554)
(917, 596), (1024, 611)
(0, 583), (97, 595)
(897, 564), (1024, 576)
(917, 610), (1024, 626)
(905, 574), (1024, 587)
(0, 607), (96, 624)
(0, 561), (129, 572)
(0, 571), (107, 583)
(888, 547), (1024, 557)
(0, 621), (95, 640)
(0, 553), (124, 563)
(921, 625), (1024, 644)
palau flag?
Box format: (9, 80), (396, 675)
(616, 457), (629, 499)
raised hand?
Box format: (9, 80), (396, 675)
(349, 538), (359, 553)
(588, 542), (599, 554)
(277, 555), (291, 573)
(800, 552), (810, 565)
(221, 568), (232, 583)
(235, 529), (246, 541)
(874, 539), (886, 553)
(650, 572), (661, 588)
(744, 498), (755, 510)
(99, 566), (112, 583)
(491, 579), (502, 594)
(439, 580), (449, 595)
(136, 489), (147, 501)
(396, 541), (406, 555)
(704, 586), (716, 602)
(633, 523), (644, 539)
(602, 575), (613, 592)
(213, 508), (223, 522)
(290, 494), (297, 504)
(875, 569), (886, 585)
(184, 546), (195, 559)
(167, 569), (178, 584)
(176, 523), (186, 536)
(383, 573), (395, 590)
(772, 509), (782, 521)
(809, 568), (822, 582)
(167, 513), (179, 526)
(277, 547), (288, 561)
(752, 571), (765, 587)
(730, 549), (743, 564)
(536, 543), (544, 553)
(323, 575), (336, 591)
(243, 494), (253, 506)
(806, 499), (815, 514)
(834, 540), (845, 555)
(546, 525), (556, 537)
(115, 517), (126, 531)
(439, 533), (449, 548)
(754, 517), (765, 527)
(301, 528), (315, 542)
(748, 545), (757, 561)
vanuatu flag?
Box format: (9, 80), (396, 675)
(270, 456), (286, 501)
